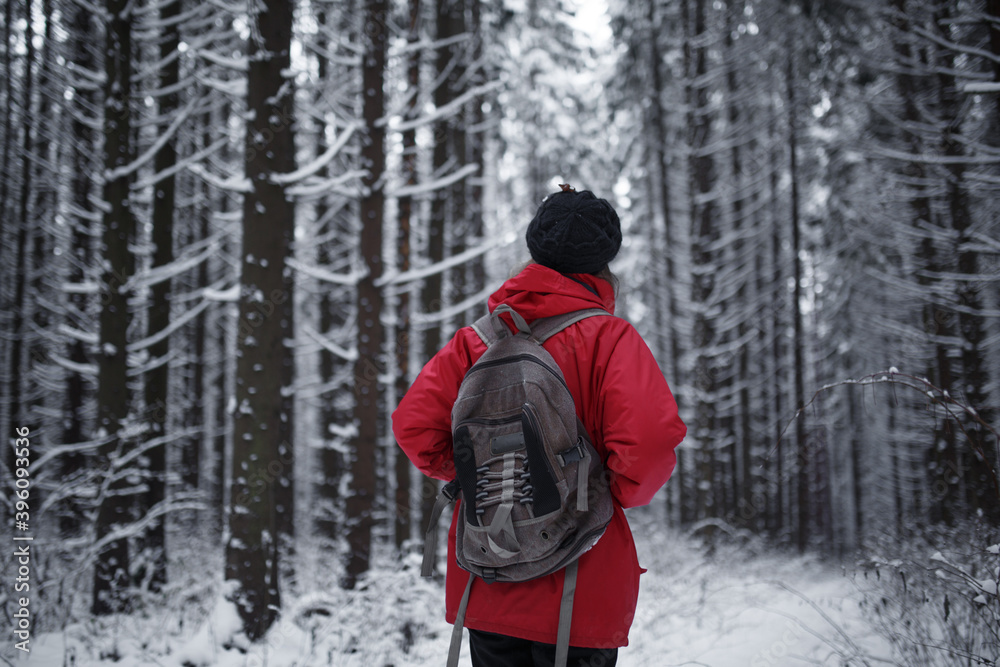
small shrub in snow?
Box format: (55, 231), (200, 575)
(856, 525), (999, 666)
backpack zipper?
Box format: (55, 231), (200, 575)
(456, 414), (521, 428)
(464, 354), (571, 394)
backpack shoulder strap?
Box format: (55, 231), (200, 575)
(470, 313), (498, 347)
(471, 304), (531, 347)
(529, 308), (612, 344)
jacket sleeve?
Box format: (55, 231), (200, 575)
(392, 327), (483, 482)
(596, 324), (686, 508)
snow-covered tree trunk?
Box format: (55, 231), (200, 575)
(0, 3), (16, 464)
(930, 1), (993, 521)
(785, 49), (809, 551)
(93, 0), (136, 616)
(686, 0), (719, 523)
(394, 0), (421, 551)
(225, 0), (296, 639)
(344, 0), (388, 589)
(312, 3), (342, 550)
(648, 0), (679, 390)
(724, 0), (752, 527)
(60, 4), (97, 539)
(138, 0), (183, 592)
(418, 0), (459, 540)
(7, 0), (36, 481)
(465, 0), (487, 326)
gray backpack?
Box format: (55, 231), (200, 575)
(421, 304), (614, 667)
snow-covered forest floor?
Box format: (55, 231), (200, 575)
(9, 507), (935, 667)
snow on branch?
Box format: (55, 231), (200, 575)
(134, 136), (229, 190)
(286, 257), (367, 286)
(127, 348), (181, 378)
(393, 31), (472, 57)
(49, 353), (98, 378)
(963, 82), (1000, 94)
(137, 239), (220, 289)
(772, 370), (1000, 502)
(80, 495), (206, 568)
(377, 236), (503, 287)
(911, 24), (1000, 66)
(389, 163), (478, 199)
(301, 324), (358, 362)
(271, 123), (360, 185)
(386, 80), (503, 133)
(285, 170), (365, 199)
(32, 432), (115, 471)
(194, 46), (248, 71)
(61, 280), (99, 295)
(187, 162), (251, 193)
(412, 284), (495, 326)
(104, 97), (204, 181)
(57, 323), (99, 345)
(67, 0), (108, 22)
(127, 297), (211, 353)
(303, 41), (361, 68)
(203, 283), (240, 302)
(140, 1), (210, 30)
(199, 75), (246, 97)
(871, 145), (1000, 165)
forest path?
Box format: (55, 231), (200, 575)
(406, 509), (893, 666)
(15, 510), (893, 667)
(620, 513), (891, 666)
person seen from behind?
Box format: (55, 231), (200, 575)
(392, 184), (687, 666)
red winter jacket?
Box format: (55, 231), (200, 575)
(392, 264), (686, 648)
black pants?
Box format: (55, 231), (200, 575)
(468, 629), (618, 667)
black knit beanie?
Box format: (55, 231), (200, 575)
(525, 185), (622, 275)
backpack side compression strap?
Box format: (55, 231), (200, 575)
(448, 574), (475, 667)
(554, 560), (579, 667)
(421, 479), (460, 577)
(446, 563), (578, 667)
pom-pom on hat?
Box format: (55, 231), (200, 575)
(526, 183), (622, 275)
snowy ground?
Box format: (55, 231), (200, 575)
(10, 510), (894, 667)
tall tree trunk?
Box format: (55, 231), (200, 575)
(185, 211), (207, 495)
(726, 0), (752, 523)
(313, 5), (340, 548)
(226, 0), (296, 639)
(0, 0), (13, 247)
(932, 1), (994, 521)
(139, 0), (182, 592)
(887, 0), (957, 525)
(687, 0), (718, 523)
(786, 50), (808, 552)
(395, 0), (420, 551)
(767, 103), (785, 540)
(420, 0), (461, 542)
(210, 97), (233, 544)
(61, 4), (96, 538)
(987, 0), (1000, 126)
(8, 0), (35, 484)
(649, 0), (680, 388)
(344, 0), (387, 589)
(93, 0), (136, 615)
(30, 0), (56, 436)
(443, 0), (467, 329)
(0, 0), (15, 484)
(466, 0), (486, 324)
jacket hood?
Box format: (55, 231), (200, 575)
(487, 264), (616, 320)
